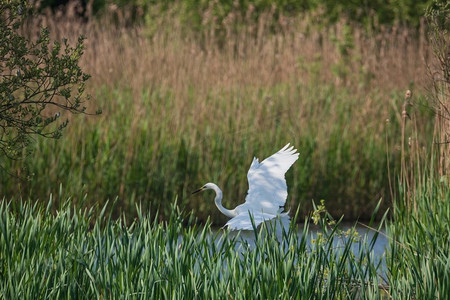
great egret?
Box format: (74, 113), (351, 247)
(193, 143), (299, 230)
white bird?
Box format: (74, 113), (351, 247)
(192, 143), (299, 230)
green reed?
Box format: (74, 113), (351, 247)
(386, 172), (450, 298)
(0, 83), (433, 222)
(0, 196), (388, 299)
(2, 168), (448, 299)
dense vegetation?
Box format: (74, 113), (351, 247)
(0, 199), (384, 299)
(0, 0), (438, 222)
(0, 0), (449, 298)
(41, 0), (433, 27)
(1, 178), (448, 298)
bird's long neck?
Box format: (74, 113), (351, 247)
(212, 186), (236, 218)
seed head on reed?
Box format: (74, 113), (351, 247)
(405, 89), (412, 99)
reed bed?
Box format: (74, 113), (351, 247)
(0, 5), (437, 221)
(386, 173), (450, 298)
(0, 197), (389, 299)
(1, 178), (448, 298)
(1, 4), (448, 298)
(2, 178), (448, 299)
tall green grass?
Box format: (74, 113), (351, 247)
(2, 177), (448, 298)
(0, 83), (434, 223)
(0, 196), (388, 299)
(386, 171), (450, 298)
(0, 180), (450, 299)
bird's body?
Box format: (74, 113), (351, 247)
(193, 144), (299, 230)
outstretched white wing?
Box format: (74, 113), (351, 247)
(232, 144), (299, 220)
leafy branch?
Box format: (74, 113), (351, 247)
(0, 0), (100, 160)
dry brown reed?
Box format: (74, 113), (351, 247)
(26, 3), (434, 103)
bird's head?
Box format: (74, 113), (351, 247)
(192, 183), (218, 194)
